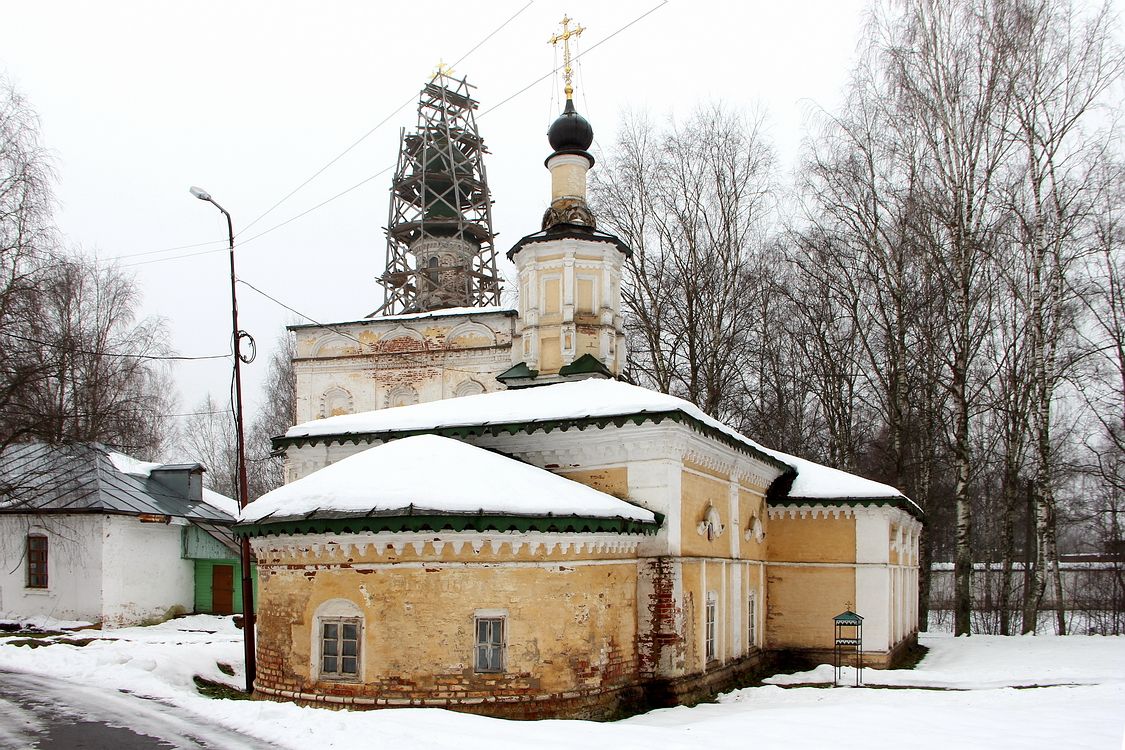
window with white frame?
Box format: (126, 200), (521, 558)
(747, 593), (757, 648)
(475, 615), (505, 673)
(320, 618), (360, 679)
(705, 592), (717, 662)
(26, 534), (47, 589)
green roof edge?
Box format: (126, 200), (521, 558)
(273, 409), (792, 475)
(236, 512), (663, 538)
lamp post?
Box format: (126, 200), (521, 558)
(190, 185), (256, 694)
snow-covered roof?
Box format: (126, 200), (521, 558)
(757, 448), (904, 501)
(280, 379), (912, 509)
(289, 305), (516, 330)
(241, 434), (656, 525)
(0, 443), (236, 523)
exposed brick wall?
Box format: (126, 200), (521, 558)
(638, 556), (681, 678)
(254, 651), (776, 720)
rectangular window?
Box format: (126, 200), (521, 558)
(747, 594), (756, 648)
(475, 617), (505, 673)
(27, 535), (47, 589)
(705, 593), (717, 662)
(320, 618), (360, 679)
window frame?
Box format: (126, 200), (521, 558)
(474, 615), (506, 674)
(26, 534), (48, 589)
(319, 616), (361, 682)
(747, 593), (757, 649)
(705, 592), (718, 663)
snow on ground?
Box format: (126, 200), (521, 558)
(0, 620), (1121, 750)
(0, 614), (94, 631)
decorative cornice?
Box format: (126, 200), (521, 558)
(249, 530), (645, 562)
(767, 504), (856, 521)
(776, 495), (925, 521)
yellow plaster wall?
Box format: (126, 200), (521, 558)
(680, 469), (731, 558)
(738, 488), (768, 561)
(577, 278), (594, 313)
(256, 548), (639, 699)
(767, 513), (857, 563)
(765, 565), (856, 651)
(544, 279), (561, 315)
(539, 336), (561, 373)
(559, 467), (629, 499)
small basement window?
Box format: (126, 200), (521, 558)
(475, 616), (505, 673)
(320, 618), (360, 680)
(27, 534), (47, 589)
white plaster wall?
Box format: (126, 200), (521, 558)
(0, 514), (105, 623)
(854, 510), (891, 652)
(100, 515), (193, 628)
(292, 312), (516, 425)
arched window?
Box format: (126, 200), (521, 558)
(313, 599), (363, 682)
(319, 386), (354, 418)
(386, 385), (419, 408)
(453, 379), (485, 398)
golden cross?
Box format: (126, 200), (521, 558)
(548, 14), (585, 100)
(431, 59), (455, 81)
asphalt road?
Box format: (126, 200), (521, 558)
(0, 670), (275, 749)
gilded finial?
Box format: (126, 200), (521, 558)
(431, 59), (455, 81)
(548, 14), (585, 100)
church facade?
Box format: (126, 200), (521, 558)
(241, 69), (922, 720)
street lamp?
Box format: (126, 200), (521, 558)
(190, 185), (256, 694)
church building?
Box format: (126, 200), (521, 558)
(242, 41), (922, 720)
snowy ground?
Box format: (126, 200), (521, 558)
(0, 617), (1122, 750)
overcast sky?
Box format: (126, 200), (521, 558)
(2, 0), (898, 453)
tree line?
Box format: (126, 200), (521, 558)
(592, 0), (1125, 635)
(0, 75), (294, 508)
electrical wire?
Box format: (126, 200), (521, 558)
(478, 1), (669, 120)
(114, 2), (668, 270)
(237, 277), (504, 377)
(3, 332), (230, 361)
(235, 1), (534, 237)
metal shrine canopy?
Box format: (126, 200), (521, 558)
(373, 69), (501, 316)
(833, 608), (864, 687)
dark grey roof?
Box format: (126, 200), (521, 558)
(0, 443), (235, 524)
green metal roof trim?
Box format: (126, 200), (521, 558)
(834, 610), (864, 622)
(558, 353), (612, 377)
(236, 511), (663, 538)
(496, 361), (539, 382)
(774, 495), (925, 521)
(273, 409), (792, 475)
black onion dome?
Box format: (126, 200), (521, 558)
(548, 98), (594, 152)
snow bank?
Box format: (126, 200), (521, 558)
(242, 434), (655, 524)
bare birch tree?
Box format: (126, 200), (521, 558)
(591, 105), (779, 428)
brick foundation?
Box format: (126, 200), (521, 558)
(253, 649), (778, 720)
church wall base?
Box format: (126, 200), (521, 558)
(770, 631), (920, 673)
(252, 650), (780, 721)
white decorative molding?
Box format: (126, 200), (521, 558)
(696, 505), (726, 541)
(249, 530), (646, 565)
(744, 516), (765, 543)
(767, 504), (856, 520)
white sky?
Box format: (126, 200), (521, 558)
(0, 0), (880, 442)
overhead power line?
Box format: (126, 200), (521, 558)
(4, 332), (229, 362)
(115, 2), (666, 270)
(237, 277), (501, 377)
